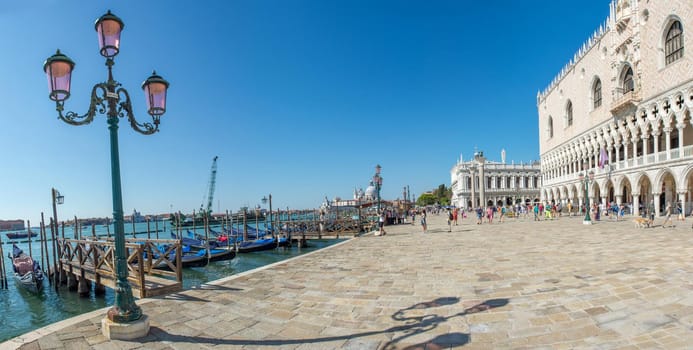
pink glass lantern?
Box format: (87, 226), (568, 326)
(95, 10), (124, 58)
(43, 50), (75, 102)
(142, 71), (169, 117)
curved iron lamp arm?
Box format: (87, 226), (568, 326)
(56, 83), (108, 126)
(116, 87), (159, 135)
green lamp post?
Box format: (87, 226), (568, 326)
(262, 194), (273, 235)
(578, 166), (595, 225)
(43, 10), (169, 339)
(373, 164), (383, 212)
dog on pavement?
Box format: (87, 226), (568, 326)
(633, 217), (652, 228)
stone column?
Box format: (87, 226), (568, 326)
(616, 194), (623, 206)
(665, 128), (671, 160)
(615, 145), (621, 169)
(479, 166), (485, 207)
(678, 125), (685, 158)
(623, 141), (629, 166)
(642, 135), (648, 164)
(654, 193), (661, 217)
(632, 193), (640, 216)
(632, 139), (639, 165)
(470, 171), (476, 208)
(653, 131), (660, 161)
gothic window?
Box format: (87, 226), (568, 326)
(665, 21), (684, 65)
(593, 79), (602, 109)
(566, 100), (573, 126)
(548, 116), (554, 138)
(622, 66), (634, 93)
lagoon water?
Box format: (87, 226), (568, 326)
(0, 221), (342, 342)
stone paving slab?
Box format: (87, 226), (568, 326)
(3, 212), (692, 349)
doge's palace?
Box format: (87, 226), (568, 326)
(538, 0), (693, 217)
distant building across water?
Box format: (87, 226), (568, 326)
(0, 219), (25, 231)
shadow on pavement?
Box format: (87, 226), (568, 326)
(144, 297), (510, 349)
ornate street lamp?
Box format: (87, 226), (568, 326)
(261, 194), (273, 235)
(578, 166), (595, 225)
(373, 164), (383, 212)
(43, 10), (169, 340)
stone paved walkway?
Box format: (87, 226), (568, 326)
(3, 212), (692, 349)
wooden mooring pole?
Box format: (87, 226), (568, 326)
(50, 218), (60, 289)
(0, 232), (7, 289)
(41, 213), (52, 284)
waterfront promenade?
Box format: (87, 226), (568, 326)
(4, 213), (692, 349)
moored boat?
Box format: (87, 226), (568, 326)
(5, 231), (38, 240)
(237, 238), (278, 253)
(9, 244), (43, 293)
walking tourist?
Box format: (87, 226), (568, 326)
(453, 208), (459, 225)
(446, 209), (453, 232)
(476, 207), (483, 225)
(567, 201), (572, 216)
(378, 210), (386, 236)
(420, 210), (427, 233)
(662, 202), (673, 228)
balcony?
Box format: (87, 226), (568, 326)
(610, 89), (641, 114)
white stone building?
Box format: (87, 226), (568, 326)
(538, 0), (693, 216)
(450, 149), (541, 209)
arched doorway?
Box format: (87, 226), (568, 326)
(592, 181), (602, 205)
(620, 176), (633, 213)
(659, 171), (677, 215)
(638, 174), (652, 215)
(685, 169), (693, 216)
(604, 179), (615, 204)
(568, 184), (578, 204)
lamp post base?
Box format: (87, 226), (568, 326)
(583, 220), (592, 225)
(101, 315), (150, 340)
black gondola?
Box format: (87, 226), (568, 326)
(9, 244), (43, 293)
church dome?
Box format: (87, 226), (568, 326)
(365, 184), (376, 199)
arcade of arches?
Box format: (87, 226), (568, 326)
(542, 167), (693, 217)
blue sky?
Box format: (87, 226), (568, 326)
(0, 1), (609, 223)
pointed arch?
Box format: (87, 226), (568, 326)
(548, 116), (554, 138)
(621, 65), (634, 93)
(664, 19), (684, 65)
(653, 167), (676, 193)
(566, 100), (573, 127)
(632, 171), (651, 194)
(592, 77), (602, 109)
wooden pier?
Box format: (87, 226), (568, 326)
(56, 237), (183, 298)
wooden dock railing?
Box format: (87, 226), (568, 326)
(57, 237), (182, 298)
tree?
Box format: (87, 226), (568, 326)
(433, 184), (452, 206)
(417, 193), (437, 206)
